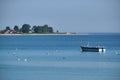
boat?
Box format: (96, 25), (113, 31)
(80, 45), (106, 52)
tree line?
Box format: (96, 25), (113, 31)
(0, 24), (54, 34)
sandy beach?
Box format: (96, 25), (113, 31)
(0, 33), (91, 36)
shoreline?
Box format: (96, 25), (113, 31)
(0, 33), (119, 36)
(0, 34), (78, 36)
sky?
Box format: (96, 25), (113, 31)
(0, 0), (120, 33)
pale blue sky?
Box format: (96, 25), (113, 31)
(0, 0), (120, 33)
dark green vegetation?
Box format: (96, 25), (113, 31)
(0, 24), (54, 34)
(32, 25), (53, 33)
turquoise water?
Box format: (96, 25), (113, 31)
(0, 34), (120, 80)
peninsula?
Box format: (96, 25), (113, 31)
(0, 24), (76, 35)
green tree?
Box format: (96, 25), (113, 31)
(42, 24), (49, 33)
(14, 25), (19, 31)
(32, 25), (37, 33)
(6, 26), (11, 31)
(48, 27), (53, 33)
(21, 24), (31, 33)
(37, 26), (43, 33)
(32, 26), (42, 33)
(32, 24), (54, 34)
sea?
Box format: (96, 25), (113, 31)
(0, 33), (120, 80)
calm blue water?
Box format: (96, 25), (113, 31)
(0, 34), (120, 80)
